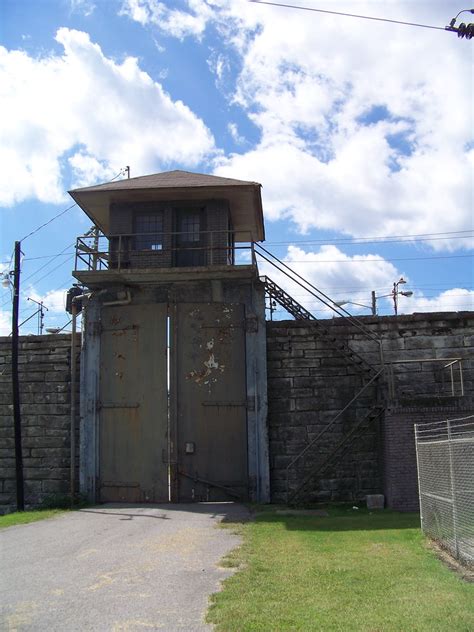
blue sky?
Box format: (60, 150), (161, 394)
(0, 0), (473, 333)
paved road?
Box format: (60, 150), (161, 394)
(0, 503), (249, 632)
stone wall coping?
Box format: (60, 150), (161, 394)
(267, 311), (474, 329)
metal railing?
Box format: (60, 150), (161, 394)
(415, 415), (474, 566)
(286, 369), (384, 503)
(74, 230), (256, 272)
(386, 358), (465, 400)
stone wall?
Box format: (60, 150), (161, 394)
(267, 312), (474, 507)
(0, 334), (79, 512)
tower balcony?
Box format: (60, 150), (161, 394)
(73, 230), (258, 287)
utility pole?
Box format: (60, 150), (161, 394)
(371, 291), (376, 316)
(12, 241), (24, 511)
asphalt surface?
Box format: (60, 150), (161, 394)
(0, 503), (250, 631)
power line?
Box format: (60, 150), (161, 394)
(19, 203), (78, 243)
(266, 235), (474, 247)
(249, 0), (448, 31)
(22, 253), (74, 262)
(18, 168), (127, 243)
(259, 253), (474, 263)
(22, 243), (75, 284)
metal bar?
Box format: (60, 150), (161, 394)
(99, 403), (140, 409)
(289, 406), (383, 501)
(447, 419), (460, 559)
(118, 234), (122, 271)
(420, 491), (453, 504)
(390, 358), (462, 364)
(450, 364), (455, 396)
(414, 424), (424, 531)
(459, 362), (464, 396)
(18, 308), (41, 330)
(255, 243), (380, 343)
(178, 470), (242, 499)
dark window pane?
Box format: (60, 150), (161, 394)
(179, 213), (200, 242)
(135, 212), (164, 250)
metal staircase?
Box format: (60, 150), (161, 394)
(287, 403), (385, 503)
(255, 244), (386, 505)
(262, 275), (377, 377)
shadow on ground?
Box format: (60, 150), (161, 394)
(78, 502), (252, 525)
(251, 505), (421, 532)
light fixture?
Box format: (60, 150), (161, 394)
(1, 272), (11, 288)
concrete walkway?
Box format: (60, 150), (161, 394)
(0, 503), (249, 631)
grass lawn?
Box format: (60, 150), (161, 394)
(0, 509), (67, 529)
(208, 507), (474, 631)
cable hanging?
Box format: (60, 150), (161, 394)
(249, 1), (474, 39)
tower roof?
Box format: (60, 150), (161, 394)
(69, 170), (265, 241)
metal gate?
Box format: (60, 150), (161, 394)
(173, 303), (248, 501)
(99, 304), (168, 502)
(98, 302), (249, 503)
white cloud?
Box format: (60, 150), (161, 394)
(400, 288), (474, 314)
(0, 308), (10, 336)
(257, 244), (473, 318)
(120, 0), (213, 39)
(28, 288), (68, 314)
(211, 1), (473, 248)
(227, 122), (245, 145)
(69, 0), (96, 16)
(0, 28), (216, 207)
(122, 1), (472, 250)
(258, 244), (401, 317)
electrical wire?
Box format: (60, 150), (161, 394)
(19, 204), (78, 243)
(272, 254), (473, 263)
(248, 1), (448, 31)
(18, 168), (127, 243)
(266, 235), (474, 247)
(22, 243), (75, 284)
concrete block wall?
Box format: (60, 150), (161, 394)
(0, 334), (79, 512)
(267, 312), (474, 507)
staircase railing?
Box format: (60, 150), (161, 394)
(262, 275), (377, 376)
(254, 243), (387, 504)
(285, 370), (384, 503)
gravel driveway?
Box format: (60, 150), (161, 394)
(0, 503), (249, 631)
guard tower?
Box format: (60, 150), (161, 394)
(71, 170), (269, 504)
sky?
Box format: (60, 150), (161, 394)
(0, 0), (473, 333)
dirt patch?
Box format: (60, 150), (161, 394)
(428, 541), (474, 582)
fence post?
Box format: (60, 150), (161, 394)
(447, 418), (460, 560)
(414, 424), (424, 532)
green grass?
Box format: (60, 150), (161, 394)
(208, 507), (474, 631)
(0, 509), (67, 529)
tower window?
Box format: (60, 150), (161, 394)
(135, 212), (164, 250)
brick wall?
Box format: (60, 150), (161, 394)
(206, 200), (231, 265)
(267, 312), (474, 508)
(0, 335), (79, 512)
(383, 400), (474, 511)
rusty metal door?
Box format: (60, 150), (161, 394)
(173, 303), (248, 501)
(99, 304), (168, 502)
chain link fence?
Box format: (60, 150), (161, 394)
(415, 415), (474, 567)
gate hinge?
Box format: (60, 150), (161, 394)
(245, 314), (258, 333)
